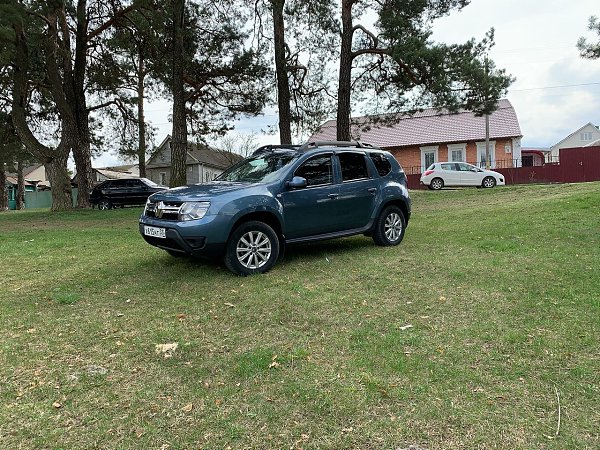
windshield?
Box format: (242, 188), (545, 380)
(141, 178), (160, 187)
(216, 152), (299, 183)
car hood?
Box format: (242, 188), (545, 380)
(149, 181), (256, 202)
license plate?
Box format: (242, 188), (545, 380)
(144, 225), (166, 239)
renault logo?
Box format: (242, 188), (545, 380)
(156, 201), (165, 218)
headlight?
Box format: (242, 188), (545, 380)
(144, 198), (156, 216)
(179, 201), (210, 221)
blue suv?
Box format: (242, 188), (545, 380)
(139, 141), (411, 275)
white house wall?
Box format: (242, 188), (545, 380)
(551, 123), (600, 160)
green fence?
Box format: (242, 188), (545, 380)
(19, 188), (79, 209)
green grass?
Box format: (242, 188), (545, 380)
(1, 183), (599, 449)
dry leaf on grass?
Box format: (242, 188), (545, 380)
(155, 343), (178, 358)
(181, 403), (193, 413)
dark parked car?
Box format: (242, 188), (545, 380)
(91, 178), (165, 210)
(139, 141), (411, 275)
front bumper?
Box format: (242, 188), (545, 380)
(139, 214), (229, 258)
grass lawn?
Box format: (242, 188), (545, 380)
(1, 182), (599, 449)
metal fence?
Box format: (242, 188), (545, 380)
(403, 156), (561, 175)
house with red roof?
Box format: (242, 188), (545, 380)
(309, 99), (523, 174)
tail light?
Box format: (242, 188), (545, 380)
(423, 170), (434, 176)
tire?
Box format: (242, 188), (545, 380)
(372, 206), (406, 247)
(98, 198), (112, 210)
(430, 177), (444, 190)
(224, 221), (280, 276)
(482, 176), (496, 188)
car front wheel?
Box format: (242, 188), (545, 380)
(372, 206), (406, 246)
(482, 176), (496, 188)
(224, 221), (280, 276)
(430, 178), (444, 190)
(98, 198), (112, 210)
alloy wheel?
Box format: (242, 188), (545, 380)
(236, 231), (272, 269)
(384, 212), (403, 242)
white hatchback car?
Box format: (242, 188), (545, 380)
(420, 162), (505, 190)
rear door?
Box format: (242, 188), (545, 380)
(440, 163), (460, 186)
(336, 151), (378, 230)
(107, 179), (128, 204)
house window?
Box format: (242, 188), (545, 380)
(420, 146), (438, 172)
(448, 144), (466, 162)
(504, 142), (512, 154)
(159, 172), (167, 186)
(205, 172), (211, 182)
(476, 141), (496, 168)
(581, 132), (593, 142)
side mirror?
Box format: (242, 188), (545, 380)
(286, 176), (308, 189)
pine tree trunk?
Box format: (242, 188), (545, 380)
(336, 0), (354, 141)
(11, 19), (73, 211)
(0, 163), (7, 211)
(44, 155), (73, 211)
(272, 0), (292, 145)
(71, 136), (93, 207)
(16, 159), (25, 209)
(72, 0), (93, 208)
(170, 0), (188, 188)
(137, 51), (147, 178)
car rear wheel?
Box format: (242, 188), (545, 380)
(430, 178), (444, 190)
(372, 206), (406, 246)
(482, 176), (496, 188)
(224, 221), (280, 276)
(98, 198), (112, 210)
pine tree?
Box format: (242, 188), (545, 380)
(336, 0), (513, 141)
(578, 15), (600, 60)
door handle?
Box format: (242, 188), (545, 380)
(328, 193), (339, 199)
(368, 188), (377, 194)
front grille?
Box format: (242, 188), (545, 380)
(144, 201), (183, 220)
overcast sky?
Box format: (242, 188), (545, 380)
(95, 0), (600, 167)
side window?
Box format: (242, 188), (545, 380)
(440, 163), (455, 171)
(295, 154), (333, 186)
(338, 153), (369, 181)
(127, 179), (142, 187)
(457, 163), (473, 172)
(369, 153), (392, 177)
(111, 180), (127, 188)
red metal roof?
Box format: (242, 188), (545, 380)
(309, 99), (522, 148)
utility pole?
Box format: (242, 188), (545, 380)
(484, 55), (491, 170)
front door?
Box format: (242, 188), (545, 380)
(281, 153), (341, 239)
(457, 163), (482, 186)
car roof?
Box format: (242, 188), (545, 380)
(251, 141), (384, 157)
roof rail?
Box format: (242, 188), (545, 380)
(299, 140), (381, 151)
(251, 144), (301, 156)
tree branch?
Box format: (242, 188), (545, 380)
(87, 4), (135, 41)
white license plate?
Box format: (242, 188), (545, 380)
(144, 225), (166, 239)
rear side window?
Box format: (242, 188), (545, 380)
(338, 153), (369, 181)
(440, 163), (456, 171)
(369, 153), (392, 177)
